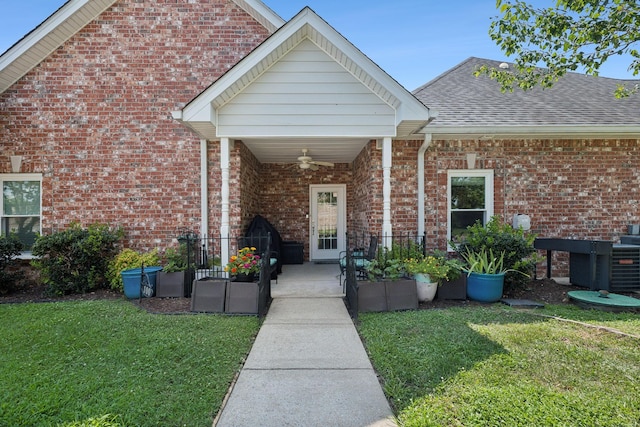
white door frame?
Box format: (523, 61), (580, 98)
(309, 184), (346, 261)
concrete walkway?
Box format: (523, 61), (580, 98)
(215, 296), (396, 426)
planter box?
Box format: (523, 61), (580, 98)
(190, 278), (227, 313)
(436, 275), (467, 300)
(357, 281), (388, 312)
(385, 279), (418, 311)
(358, 279), (418, 312)
(225, 281), (259, 314)
(156, 271), (185, 298)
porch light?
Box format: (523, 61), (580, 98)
(10, 155), (22, 173)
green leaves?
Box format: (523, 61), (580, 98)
(480, 0), (640, 96)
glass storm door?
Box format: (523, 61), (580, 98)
(310, 185), (346, 261)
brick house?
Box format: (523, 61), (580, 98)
(2, 0), (639, 269)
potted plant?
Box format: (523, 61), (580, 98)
(405, 252), (464, 302)
(223, 246), (262, 314)
(107, 248), (162, 299)
(224, 246), (261, 282)
(360, 253), (417, 312)
(461, 247), (528, 302)
(156, 244), (189, 298)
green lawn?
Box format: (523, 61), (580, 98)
(0, 300), (260, 427)
(358, 305), (640, 427)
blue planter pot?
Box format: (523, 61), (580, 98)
(466, 272), (505, 302)
(121, 266), (162, 299)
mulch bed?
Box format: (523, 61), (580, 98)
(1, 277), (576, 314)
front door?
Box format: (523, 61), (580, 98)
(309, 184), (346, 261)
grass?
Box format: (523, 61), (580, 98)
(358, 305), (640, 427)
(0, 300), (260, 427)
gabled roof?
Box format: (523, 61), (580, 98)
(174, 7), (432, 145)
(0, 0), (284, 94)
(414, 57), (640, 139)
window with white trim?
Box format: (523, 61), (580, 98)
(1, 174), (42, 253)
(447, 169), (494, 242)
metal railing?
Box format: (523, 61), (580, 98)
(177, 231), (272, 317)
(343, 232), (426, 319)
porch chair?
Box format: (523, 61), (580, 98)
(339, 235), (378, 286)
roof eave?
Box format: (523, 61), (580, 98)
(0, 0), (118, 94)
(423, 125), (640, 140)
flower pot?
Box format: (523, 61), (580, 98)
(233, 272), (256, 282)
(436, 275), (467, 300)
(156, 271), (186, 298)
(191, 278), (227, 313)
(121, 266), (162, 299)
(414, 273), (438, 302)
(466, 272), (505, 303)
(385, 279), (418, 311)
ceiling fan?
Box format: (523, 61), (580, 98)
(295, 149), (334, 170)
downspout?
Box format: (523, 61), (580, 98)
(200, 138), (208, 238)
(417, 133), (432, 237)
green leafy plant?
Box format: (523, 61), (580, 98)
(366, 244), (409, 280)
(31, 223), (124, 295)
(162, 244), (189, 273)
(404, 251), (464, 284)
(106, 248), (160, 292)
(451, 216), (538, 286)
(460, 247), (531, 279)
(0, 233), (24, 294)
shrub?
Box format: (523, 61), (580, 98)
(106, 248), (160, 292)
(31, 223), (124, 295)
(451, 216), (538, 287)
(0, 233), (24, 294)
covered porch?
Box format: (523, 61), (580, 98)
(172, 7), (434, 265)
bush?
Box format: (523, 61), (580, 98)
(451, 216), (538, 287)
(106, 248), (160, 292)
(0, 233), (24, 294)
(31, 223), (124, 295)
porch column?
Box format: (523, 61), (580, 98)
(382, 137), (393, 248)
(200, 139), (208, 238)
(220, 137), (231, 267)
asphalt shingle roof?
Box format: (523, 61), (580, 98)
(413, 57), (640, 129)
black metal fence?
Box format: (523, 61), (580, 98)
(177, 231), (272, 317)
(343, 232), (426, 319)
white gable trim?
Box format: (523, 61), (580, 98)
(0, 0), (117, 94)
(0, 0), (283, 95)
(233, 0), (285, 33)
(175, 7), (432, 140)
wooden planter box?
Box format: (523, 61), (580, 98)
(156, 271), (186, 298)
(436, 275), (467, 300)
(385, 279), (418, 311)
(358, 281), (387, 312)
(358, 279), (418, 312)
(225, 281), (259, 314)
(190, 278), (227, 313)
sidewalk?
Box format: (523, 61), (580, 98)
(215, 297), (396, 427)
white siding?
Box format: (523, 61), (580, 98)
(216, 39), (396, 138)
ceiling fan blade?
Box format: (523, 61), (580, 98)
(310, 161), (334, 167)
(309, 164), (320, 171)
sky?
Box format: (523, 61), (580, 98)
(0, 0), (634, 91)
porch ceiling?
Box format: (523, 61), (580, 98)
(241, 137), (369, 164)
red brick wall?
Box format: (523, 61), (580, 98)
(258, 162), (353, 261)
(424, 138), (640, 274)
(1, 0), (270, 250)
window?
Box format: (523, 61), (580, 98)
(1, 174), (42, 253)
(447, 170), (493, 242)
